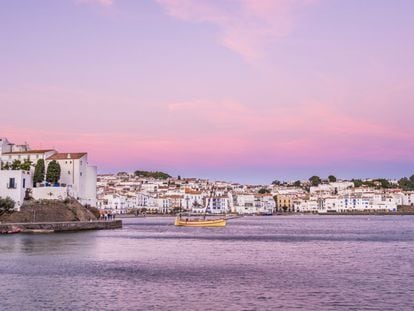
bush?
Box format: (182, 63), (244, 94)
(0, 197), (15, 217)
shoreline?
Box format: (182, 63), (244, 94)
(116, 212), (414, 219)
(0, 220), (122, 234)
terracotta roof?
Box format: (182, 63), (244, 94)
(2, 149), (55, 155)
(47, 153), (87, 160)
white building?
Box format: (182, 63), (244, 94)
(45, 153), (97, 207)
(97, 194), (130, 214)
(0, 170), (33, 211)
(294, 199), (319, 213)
(254, 194), (276, 214)
(1, 149), (57, 173)
(310, 182), (354, 195)
(402, 192), (414, 206)
(183, 189), (204, 211)
(205, 195), (230, 214)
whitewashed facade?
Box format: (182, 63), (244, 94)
(0, 170), (33, 211)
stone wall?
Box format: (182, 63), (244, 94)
(0, 220), (122, 233)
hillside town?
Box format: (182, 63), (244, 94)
(97, 172), (414, 215)
(1, 137), (413, 216)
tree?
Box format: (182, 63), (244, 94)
(375, 178), (391, 189)
(20, 159), (32, 171)
(309, 176), (322, 187)
(293, 180), (301, 187)
(258, 188), (270, 194)
(11, 160), (22, 170)
(33, 159), (45, 186)
(271, 180), (281, 186)
(0, 197), (15, 217)
(410, 175), (414, 184)
(46, 160), (61, 184)
(134, 170), (171, 179)
(328, 175), (337, 183)
(398, 177), (414, 191)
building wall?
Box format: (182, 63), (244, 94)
(0, 170), (32, 211)
(32, 187), (68, 201)
(84, 166), (97, 207)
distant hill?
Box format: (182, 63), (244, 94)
(0, 199), (98, 223)
(134, 170), (172, 179)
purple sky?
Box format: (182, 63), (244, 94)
(1, 0), (414, 183)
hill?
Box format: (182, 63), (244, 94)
(134, 170), (172, 179)
(0, 199), (98, 223)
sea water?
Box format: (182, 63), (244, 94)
(1, 216), (413, 310)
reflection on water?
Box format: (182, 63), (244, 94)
(1, 216), (413, 310)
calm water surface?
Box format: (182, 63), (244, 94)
(1, 216), (413, 310)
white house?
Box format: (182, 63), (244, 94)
(254, 194), (276, 214)
(402, 192), (414, 206)
(45, 153), (97, 207)
(183, 188), (204, 211)
(294, 199), (319, 213)
(205, 195), (230, 214)
(0, 170), (33, 211)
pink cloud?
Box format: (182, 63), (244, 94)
(156, 0), (318, 61)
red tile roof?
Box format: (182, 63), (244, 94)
(47, 153), (87, 160)
(2, 149), (56, 155)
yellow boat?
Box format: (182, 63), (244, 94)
(174, 217), (227, 227)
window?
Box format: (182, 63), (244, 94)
(68, 171), (71, 175)
(8, 178), (16, 189)
(23, 179), (26, 189)
(80, 172), (83, 177)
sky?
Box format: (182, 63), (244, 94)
(1, 0), (414, 184)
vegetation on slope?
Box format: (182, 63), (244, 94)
(134, 170), (172, 179)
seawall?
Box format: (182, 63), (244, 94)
(0, 220), (122, 233)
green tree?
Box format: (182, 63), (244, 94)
(46, 160), (61, 184)
(328, 175), (337, 183)
(271, 180), (281, 186)
(309, 175), (322, 187)
(33, 159), (45, 186)
(398, 177), (414, 191)
(0, 197), (15, 217)
(11, 160), (22, 170)
(258, 188), (270, 194)
(293, 180), (301, 187)
(134, 170), (171, 179)
(410, 175), (414, 184)
(375, 178), (391, 189)
(20, 159), (32, 171)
